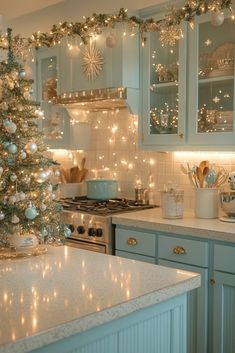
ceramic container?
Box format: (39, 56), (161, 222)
(194, 188), (219, 218)
(86, 179), (118, 200)
(161, 189), (184, 219)
(60, 182), (85, 199)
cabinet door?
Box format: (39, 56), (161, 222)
(140, 12), (187, 149)
(36, 46), (71, 149)
(115, 227), (156, 257)
(212, 271), (235, 353)
(188, 13), (235, 148)
(158, 259), (208, 353)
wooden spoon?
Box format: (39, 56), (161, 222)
(199, 160), (209, 171)
(196, 166), (204, 188)
(70, 166), (80, 183)
(78, 158), (88, 182)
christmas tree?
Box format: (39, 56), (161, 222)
(0, 29), (70, 253)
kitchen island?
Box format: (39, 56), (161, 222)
(0, 246), (200, 353)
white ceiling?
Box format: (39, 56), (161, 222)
(0, 0), (65, 21)
(0, 0), (168, 22)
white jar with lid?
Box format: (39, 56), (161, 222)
(161, 183), (184, 219)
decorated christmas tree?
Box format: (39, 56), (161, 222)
(0, 29), (70, 255)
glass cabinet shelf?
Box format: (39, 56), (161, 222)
(151, 82), (178, 92)
(199, 76), (234, 85)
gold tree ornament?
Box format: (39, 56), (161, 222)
(82, 43), (103, 81)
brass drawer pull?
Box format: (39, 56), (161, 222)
(173, 246), (186, 255)
(127, 237), (138, 246)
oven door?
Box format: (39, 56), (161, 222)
(66, 238), (107, 254)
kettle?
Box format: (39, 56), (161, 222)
(135, 185), (149, 204)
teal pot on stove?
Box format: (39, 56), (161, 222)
(86, 179), (118, 200)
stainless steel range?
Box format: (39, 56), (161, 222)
(61, 197), (157, 254)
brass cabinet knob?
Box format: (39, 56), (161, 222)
(127, 237), (138, 246)
(178, 133), (184, 139)
(173, 246), (186, 255)
(209, 279), (216, 285)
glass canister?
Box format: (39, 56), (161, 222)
(161, 185), (184, 219)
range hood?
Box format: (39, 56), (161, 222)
(53, 87), (129, 112)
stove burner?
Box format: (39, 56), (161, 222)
(61, 197), (157, 215)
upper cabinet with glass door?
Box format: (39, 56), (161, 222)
(188, 12), (235, 149)
(140, 9), (187, 150)
(36, 46), (71, 149)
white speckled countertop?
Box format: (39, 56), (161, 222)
(0, 245), (200, 353)
(112, 208), (235, 243)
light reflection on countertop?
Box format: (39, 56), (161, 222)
(0, 246), (200, 353)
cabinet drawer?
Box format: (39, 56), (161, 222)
(116, 250), (156, 264)
(115, 228), (156, 257)
(214, 244), (235, 274)
(158, 235), (208, 267)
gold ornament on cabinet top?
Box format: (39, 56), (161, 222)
(106, 34), (117, 48)
(211, 10), (224, 26)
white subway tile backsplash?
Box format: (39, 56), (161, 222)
(54, 109), (235, 210)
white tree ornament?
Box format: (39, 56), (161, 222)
(82, 43), (104, 81)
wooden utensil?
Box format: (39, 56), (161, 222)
(199, 160), (209, 171)
(78, 157), (88, 182)
(70, 166), (80, 183)
(61, 168), (70, 183)
(196, 166), (203, 188)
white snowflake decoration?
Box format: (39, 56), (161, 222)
(82, 43), (104, 81)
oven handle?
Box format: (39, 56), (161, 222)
(66, 239), (107, 253)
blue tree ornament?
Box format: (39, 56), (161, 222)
(25, 206), (37, 220)
(7, 144), (17, 154)
(64, 227), (72, 237)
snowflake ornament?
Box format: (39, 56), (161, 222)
(82, 43), (104, 81)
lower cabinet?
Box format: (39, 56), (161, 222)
(115, 225), (235, 353)
(158, 234), (209, 353)
(115, 227), (156, 263)
(34, 294), (187, 353)
(212, 244), (235, 353)
(158, 260), (208, 353)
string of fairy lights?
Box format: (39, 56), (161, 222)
(0, 0), (234, 207)
(0, 1), (233, 52)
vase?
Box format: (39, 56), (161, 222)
(194, 188), (219, 219)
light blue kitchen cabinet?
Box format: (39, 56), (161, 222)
(159, 261), (208, 353)
(212, 271), (235, 353)
(139, 6), (187, 150)
(212, 243), (235, 353)
(115, 226), (157, 263)
(115, 227), (208, 353)
(187, 13), (235, 149)
(139, 5), (235, 151)
(36, 46), (71, 149)
(158, 234), (208, 353)
(31, 294), (187, 353)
